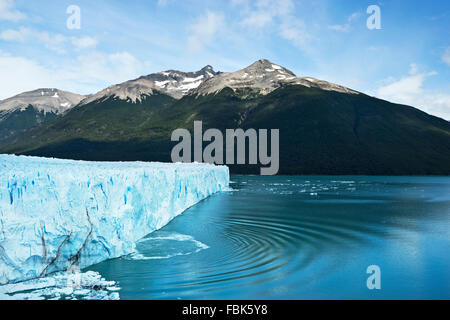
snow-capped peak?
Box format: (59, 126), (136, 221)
(192, 59), (358, 96)
(80, 66), (220, 105)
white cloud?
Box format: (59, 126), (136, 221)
(0, 51), (53, 99)
(31, 32), (66, 54)
(0, 50), (143, 99)
(157, 0), (170, 6)
(328, 12), (361, 33)
(236, 0), (311, 52)
(0, 0), (25, 21)
(0, 27), (27, 41)
(1, 27), (67, 53)
(279, 17), (310, 51)
(443, 47), (450, 66)
(348, 12), (361, 22)
(187, 11), (225, 52)
(242, 11), (273, 28)
(71, 36), (98, 50)
(0, 27), (98, 53)
(377, 64), (450, 120)
(0, 27), (67, 53)
(378, 74), (425, 101)
(58, 51), (143, 90)
(409, 63), (419, 75)
(328, 24), (350, 32)
(240, 0), (294, 28)
(231, 0), (250, 6)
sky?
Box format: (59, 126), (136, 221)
(0, 0), (449, 119)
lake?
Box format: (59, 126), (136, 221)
(88, 175), (450, 299)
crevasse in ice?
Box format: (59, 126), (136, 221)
(0, 155), (229, 285)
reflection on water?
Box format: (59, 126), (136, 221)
(89, 176), (450, 299)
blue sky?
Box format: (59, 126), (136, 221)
(0, 0), (449, 118)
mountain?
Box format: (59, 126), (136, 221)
(0, 88), (85, 114)
(79, 65), (219, 105)
(1, 60), (449, 175)
(0, 89), (85, 141)
(193, 59), (357, 97)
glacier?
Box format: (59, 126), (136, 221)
(0, 155), (229, 285)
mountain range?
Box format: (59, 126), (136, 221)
(1, 59), (449, 175)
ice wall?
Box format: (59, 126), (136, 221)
(0, 155), (229, 285)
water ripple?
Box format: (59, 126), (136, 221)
(88, 176), (450, 299)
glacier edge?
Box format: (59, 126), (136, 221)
(0, 155), (229, 285)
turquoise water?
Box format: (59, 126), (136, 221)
(89, 176), (450, 299)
